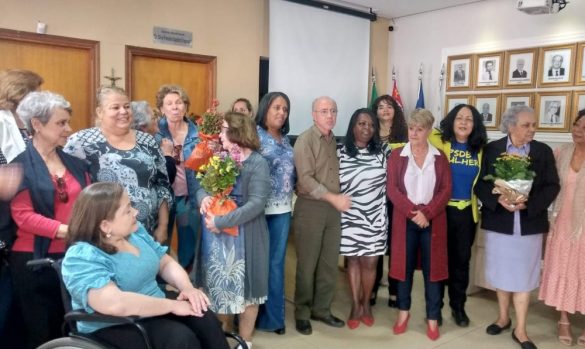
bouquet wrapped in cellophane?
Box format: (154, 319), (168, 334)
(185, 99), (222, 171)
(196, 148), (242, 236)
(483, 153), (536, 203)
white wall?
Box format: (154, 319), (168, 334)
(388, 0), (585, 145)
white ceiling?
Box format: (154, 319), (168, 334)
(327, 0), (489, 19)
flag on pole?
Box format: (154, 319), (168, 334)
(415, 63), (425, 109)
(370, 68), (378, 108)
(391, 80), (403, 110)
(415, 80), (425, 109)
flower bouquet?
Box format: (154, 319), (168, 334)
(483, 153), (536, 203)
(196, 148), (242, 236)
(185, 99), (222, 171)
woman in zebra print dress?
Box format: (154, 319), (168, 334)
(339, 108), (389, 329)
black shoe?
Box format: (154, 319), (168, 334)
(274, 328), (286, 335)
(452, 309), (470, 327)
(295, 320), (312, 335)
(370, 294), (377, 306)
(310, 314), (345, 328)
(512, 328), (537, 349)
(486, 320), (512, 335)
(387, 298), (398, 308)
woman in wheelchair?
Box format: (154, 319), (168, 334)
(62, 182), (229, 349)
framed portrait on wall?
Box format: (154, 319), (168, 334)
(502, 93), (534, 115)
(538, 44), (576, 87)
(572, 91), (585, 127)
(504, 48), (537, 88)
(474, 94), (500, 130)
(474, 52), (503, 89)
(445, 94), (472, 113)
(446, 55), (473, 91)
(535, 91), (572, 132)
(576, 42), (585, 86)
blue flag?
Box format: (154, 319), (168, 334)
(415, 80), (425, 109)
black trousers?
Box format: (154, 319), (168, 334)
(9, 251), (65, 349)
(92, 311), (229, 349)
(442, 206), (477, 310)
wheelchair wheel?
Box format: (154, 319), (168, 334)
(37, 336), (107, 349)
(224, 332), (248, 349)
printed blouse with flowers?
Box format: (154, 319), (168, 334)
(256, 126), (296, 214)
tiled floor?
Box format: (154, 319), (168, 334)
(252, 240), (584, 349)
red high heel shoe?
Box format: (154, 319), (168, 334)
(427, 320), (440, 341)
(393, 313), (410, 334)
(347, 318), (360, 329)
(361, 315), (375, 327)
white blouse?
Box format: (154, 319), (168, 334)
(400, 142), (439, 205)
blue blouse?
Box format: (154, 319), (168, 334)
(257, 126), (296, 215)
(62, 224), (168, 333)
(449, 141), (479, 200)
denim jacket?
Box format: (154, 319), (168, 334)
(156, 117), (201, 200)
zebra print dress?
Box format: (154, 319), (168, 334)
(339, 145), (389, 256)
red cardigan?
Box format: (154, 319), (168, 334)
(386, 146), (452, 282)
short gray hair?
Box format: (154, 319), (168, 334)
(408, 108), (434, 130)
(311, 96), (336, 111)
(499, 105), (534, 133)
(130, 101), (152, 130)
(16, 91), (71, 135)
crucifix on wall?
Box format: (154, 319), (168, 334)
(104, 68), (121, 87)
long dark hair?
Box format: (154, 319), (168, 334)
(440, 104), (487, 154)
(344, 108), (382, 158)
(371, 94), (407, 143)
(255, 92), (290, 135)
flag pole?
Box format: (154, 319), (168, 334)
(438, 63), (445, 120)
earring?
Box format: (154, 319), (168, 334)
(105, 232), (112, 239)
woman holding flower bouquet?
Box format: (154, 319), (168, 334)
(475, 105), (560, 349)
(156, 84), (201, 270)
(539, 109), (585, 347)
(198, 112), (270, 349)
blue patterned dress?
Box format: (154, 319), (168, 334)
(198, 152), (270, 314)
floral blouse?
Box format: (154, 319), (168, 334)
(64, 127), (172, 233)
(257, 126), (295, 215)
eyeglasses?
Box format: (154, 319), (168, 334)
(54, 175), (68, 203)
(173, 144), (183, 165)
(315, 109), (338, 116)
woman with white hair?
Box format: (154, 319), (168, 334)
(475, 105), (560, 349)
(10, 91), (91, 348)
(130, 100), (176, 184)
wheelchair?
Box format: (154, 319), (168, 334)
(27, 258), (247, 349)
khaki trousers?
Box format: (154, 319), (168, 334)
(293, 197), (341, 320)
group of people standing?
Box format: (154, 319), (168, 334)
(291, 93), (585, 349)
(0, 67), (584, 349)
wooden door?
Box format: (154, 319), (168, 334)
(0, 28), (99, 131)
(126, 46), (216, 117)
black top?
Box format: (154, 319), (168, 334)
(474, 136), (560, 235)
